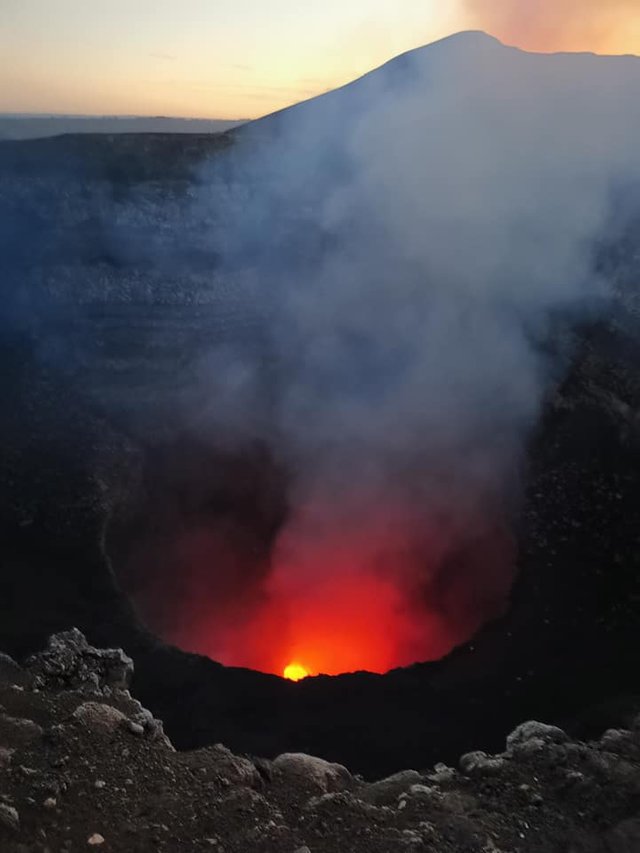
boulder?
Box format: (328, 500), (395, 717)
(72, 702), (128, 734)
(506, 721), (569, 752)
(361, 770), (423, 806)
(272, 753), (351, 794)
(25, 629), (133, 693)
(459, 751), (507, 775)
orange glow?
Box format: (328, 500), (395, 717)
(463, 0), (640, 57)
(271, 572), (425, 677)
(192, 517), (466, 677)
(171, 505), (515, 679)
(283, 662), (310, 682)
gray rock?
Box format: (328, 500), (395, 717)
(427, 763), (457, 784)
(127, 703), (172, 745)
(0, 803), (19, 833)
(0, 714), (43, 748)
(401, 829), (423, 849)
(195, 745), (260, 787)
(506, 721), (569, 752)
(409, 784), (438, 797)
(0, 653), (31, 688)
(273, 753), (351, 794)
(72, 702), (128, 734)
(598, 729), (640, 758)
(361, 770), (423, 805)
(440, 791), (479, 814)
(583, 750), (638, 783)
(459, 751), (507, 775)
(0, 747), (15, 768)
(25, 629), (133, 693)
(18, 766), (39, 778)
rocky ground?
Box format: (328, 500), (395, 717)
(0, 631), (639, 853)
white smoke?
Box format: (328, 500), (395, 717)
(186, 33), (640, 666)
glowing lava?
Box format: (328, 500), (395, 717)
(283, 662), (310, 681)
(177, 504), (515, 678)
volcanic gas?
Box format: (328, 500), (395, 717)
(103, 33), (640, 684)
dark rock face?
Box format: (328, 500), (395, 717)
(1, 634), (639, 852)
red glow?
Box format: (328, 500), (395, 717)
(271, 571), (423, 676)
(158, 503), (515, 678)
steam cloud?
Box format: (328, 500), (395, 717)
(8, 33), (636, 672)
(173, 33), (640, 672)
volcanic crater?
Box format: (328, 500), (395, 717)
(1, 32), (640, 781)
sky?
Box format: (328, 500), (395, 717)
(1, 1), (639, 120)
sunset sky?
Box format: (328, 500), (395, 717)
(1, 1), (639, 120)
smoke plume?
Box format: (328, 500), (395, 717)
(163, 32), (640, 675)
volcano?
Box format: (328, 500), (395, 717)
(0, 32), (639, 777)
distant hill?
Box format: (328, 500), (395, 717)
(0, 114), (245, 140)
(246, 30), (640, 142)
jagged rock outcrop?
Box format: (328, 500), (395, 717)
(0, 633), (639, 852)
(25, 628), (133, 693)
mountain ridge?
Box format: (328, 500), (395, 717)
(243, 28), (640, 139)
